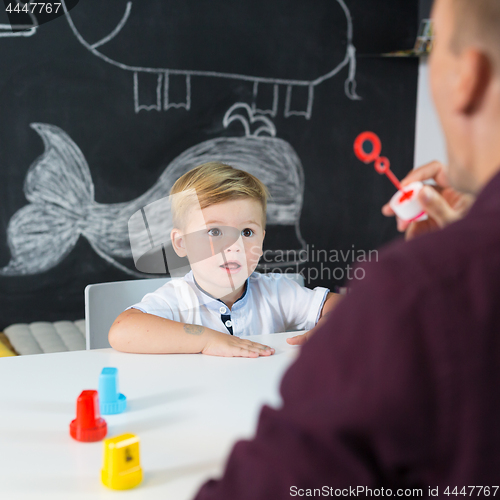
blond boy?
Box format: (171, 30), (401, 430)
(109, 162), (339, 357)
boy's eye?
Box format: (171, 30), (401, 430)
(241, 228), (254, 237)
(207, 228), (222, 237)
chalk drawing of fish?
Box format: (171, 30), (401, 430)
(1, 104), (306, 276)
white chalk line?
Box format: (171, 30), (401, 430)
(252, 82), (279, 118)
(0, 0), (38, 37)
(61, 0), (361, 114)
(164, 72), (191, 111)
(1, 117), (306, 276)
(90, 1), (132, 49)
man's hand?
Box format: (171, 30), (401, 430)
(202, 329), (275, 358)
(286, 331), (312, 346)
(382, 161), (475, 240)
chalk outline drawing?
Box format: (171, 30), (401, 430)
(61, 0), (361, 117)
(0, 1), (38, 37)
(1, 104), (307, 277)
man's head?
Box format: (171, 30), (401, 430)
(169, 162), (268, 298)
(430, 0), (500, 194)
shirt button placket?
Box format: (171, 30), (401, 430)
(220, 309), (234, 335)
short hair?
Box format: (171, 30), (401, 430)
(450, 0), (500, 68)
(169, 162), (269, 229)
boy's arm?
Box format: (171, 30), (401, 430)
(286, 292), (341, 346)
(108, 309), (274, 357)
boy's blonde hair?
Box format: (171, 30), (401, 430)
(170, 162), (269, 228)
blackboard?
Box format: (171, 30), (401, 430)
(420, 0), (433, 22)
(0, 0), (419, 329)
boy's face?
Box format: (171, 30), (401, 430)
(171, 198), (266, 298)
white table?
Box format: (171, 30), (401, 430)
(0, 332), (300, 500)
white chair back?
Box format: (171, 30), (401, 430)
(85, 277), (171, 349)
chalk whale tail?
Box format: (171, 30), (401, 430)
(1, 123), (95, 276)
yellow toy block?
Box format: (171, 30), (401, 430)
(101, 433), (143, 490)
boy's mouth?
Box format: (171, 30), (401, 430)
(220, 261), (241, 270)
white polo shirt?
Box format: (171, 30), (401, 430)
(129, 271), (329, 337)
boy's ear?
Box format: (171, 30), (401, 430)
(171, 228), (187, 257)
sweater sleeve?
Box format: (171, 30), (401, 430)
(193, 257), (439, 499)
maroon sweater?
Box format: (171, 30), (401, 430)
(194, 172), (500, 499)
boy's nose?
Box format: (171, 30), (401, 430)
(225, 237), (243, 252)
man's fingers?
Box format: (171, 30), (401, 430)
(400, 161), (449, 188)
(382, 203), (395, 217)
(383, 161), (447, 218)
(397, 217), (411, 233)
(382, 162), (472, 240)
(286, 334), (308, 346)
(418, 186), (458, 228)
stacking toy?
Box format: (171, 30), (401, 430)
(101, 433), (143, 490)
(354, 131), (428, 222)
(69, 390), (107, 442)
(98, 367), (127, 415)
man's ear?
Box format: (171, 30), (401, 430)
(455, 48), (492, 114)
(171, 228), (187, 257)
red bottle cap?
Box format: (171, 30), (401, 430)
(70, 390), (107, 442)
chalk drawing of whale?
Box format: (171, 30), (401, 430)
(1, 104), (306, 276)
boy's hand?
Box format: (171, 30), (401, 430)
(382, 161), (475, 240)
(202, 330), (275, 358)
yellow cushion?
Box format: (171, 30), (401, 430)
(0, 332), (16, 357)
(0, 342), (15, 357)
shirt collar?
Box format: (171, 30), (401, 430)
(189, 272), (249, 311)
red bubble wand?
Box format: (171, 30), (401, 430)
(354, 132), (414, 202)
